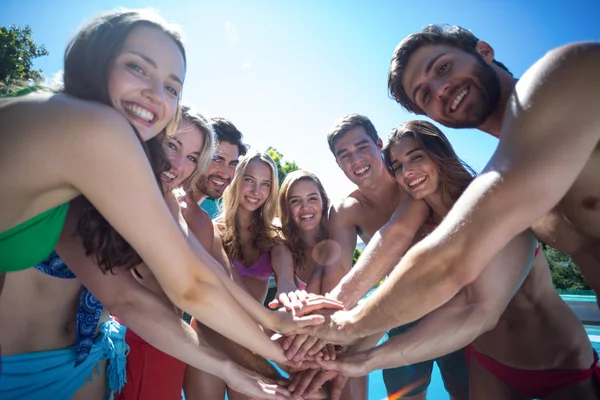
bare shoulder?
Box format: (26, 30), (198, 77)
(513, 41), (600, 114)
(331, 190), (363, 223)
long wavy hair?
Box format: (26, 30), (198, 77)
(278, 171), (330, 271)
(65, 9), (186, 273)
(382, 120), (476, 208)
(218, 151), (281, 262)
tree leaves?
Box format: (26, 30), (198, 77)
(0, 25), (49, 95)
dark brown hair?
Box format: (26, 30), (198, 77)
(210, 117), (248, 157)
(65, 9), (186, 273)
(383, 120), (476, 208)
(278, 170), (330, 271)
(326, 114), (379, 156)
(388, 24), (512, 114)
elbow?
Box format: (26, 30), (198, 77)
(451, 262), (479, 290)
(470, 302), (503, 337)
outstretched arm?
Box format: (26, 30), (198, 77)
(319, 230), (536, 375)
(328, 195), (429, 308)
(57, 200), (237, 378)
(320, 202), (358, 294)
(335, 42), (600, 338)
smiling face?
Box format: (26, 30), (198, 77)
(239, 159), (273, 212)
(333, 126), (384, 188)
(287, 179), (324, 232)
(107, 25), (185, 141)
(161, 121), (204, 192)
(401, 44), (500, 129)
(196, 141), (240, 199)
(388, 136), (439, 200)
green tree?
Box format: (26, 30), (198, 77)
(1, 25), (49, 95)
(352, 247), (362, 266)
(266, 146), (300, 185)
(542, 243), (590, 291)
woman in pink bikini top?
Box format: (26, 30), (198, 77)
(216, 151), (300, 303)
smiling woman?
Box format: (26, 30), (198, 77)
(0, 8), (329, 400)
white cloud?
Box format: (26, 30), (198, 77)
(225, 21), (239, 44)
(43, 70), (64, 90)
(256, 92), (265, 99)
(242, 62), (251, 68)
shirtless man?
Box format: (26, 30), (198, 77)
(293, 25), (600, 397)
(298, 114), (469, 400)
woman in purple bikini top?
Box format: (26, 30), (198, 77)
(217, 151), (300, 303)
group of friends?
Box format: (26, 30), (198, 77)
(0, 7), (599, 400)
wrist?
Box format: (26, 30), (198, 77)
(363, 345), (383, 373)
(343, 304), (364, 340)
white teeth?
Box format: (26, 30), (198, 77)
(451, 88), (468, 112)
(245, 196), (259, 204)
(163, 171), (176, 180)
(212, 179), (225, 187)
(125, 104), (155, 122)
(409, 177), (426, 187)
(300, 214), (314, 220)
(355, 166), (370, 175)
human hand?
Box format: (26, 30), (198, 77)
(283, 308), (358, 345)
(269, 293), (344, 316)
(313, 350), (372, 378)
(269, 289), (310, 310)
(279, 333), (335, 363)
(224, 362), (293, 400)
(288, 369), (337, 400)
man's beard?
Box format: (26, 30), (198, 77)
(195, 174), (228, 199)
(445, 57), (501, 129)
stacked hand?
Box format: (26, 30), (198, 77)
(268, 293), (368, 399)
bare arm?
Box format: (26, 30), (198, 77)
(320, 202), (358, 294)
(336, 42), (600, 338)
(365, 231), (535, 367)
(272, 243), (301, 295)
(56, 202), (231, 378)
(306, 265), (323, 295)
(319, 231), (536, 375)
(329, 196), (430, 308)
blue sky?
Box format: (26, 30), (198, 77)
(3, 0), (599, 202)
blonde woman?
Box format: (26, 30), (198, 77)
(218, 151), (299, 304)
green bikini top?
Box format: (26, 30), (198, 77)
(0, 202), (69, 272)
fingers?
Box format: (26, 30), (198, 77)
(324, 343), (336, 361)
(289, 360), (321, 373)
(314, 356), (336, 372)
(329, 375), (348, 400)
(304, 371), (336, 399)
(306, 339), (328, 358)
(268, 299), (281, 309)
(293, 298), (345, 317)
(289, 370), (318, 398)
(293, 335), (320, 362)
(285, 334), (309, 360)
(293, 314), (326, 328)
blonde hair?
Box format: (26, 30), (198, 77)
(279, 170), (329, 271)
(218, 151), (282, 261)
(178, 104), (215, 192)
